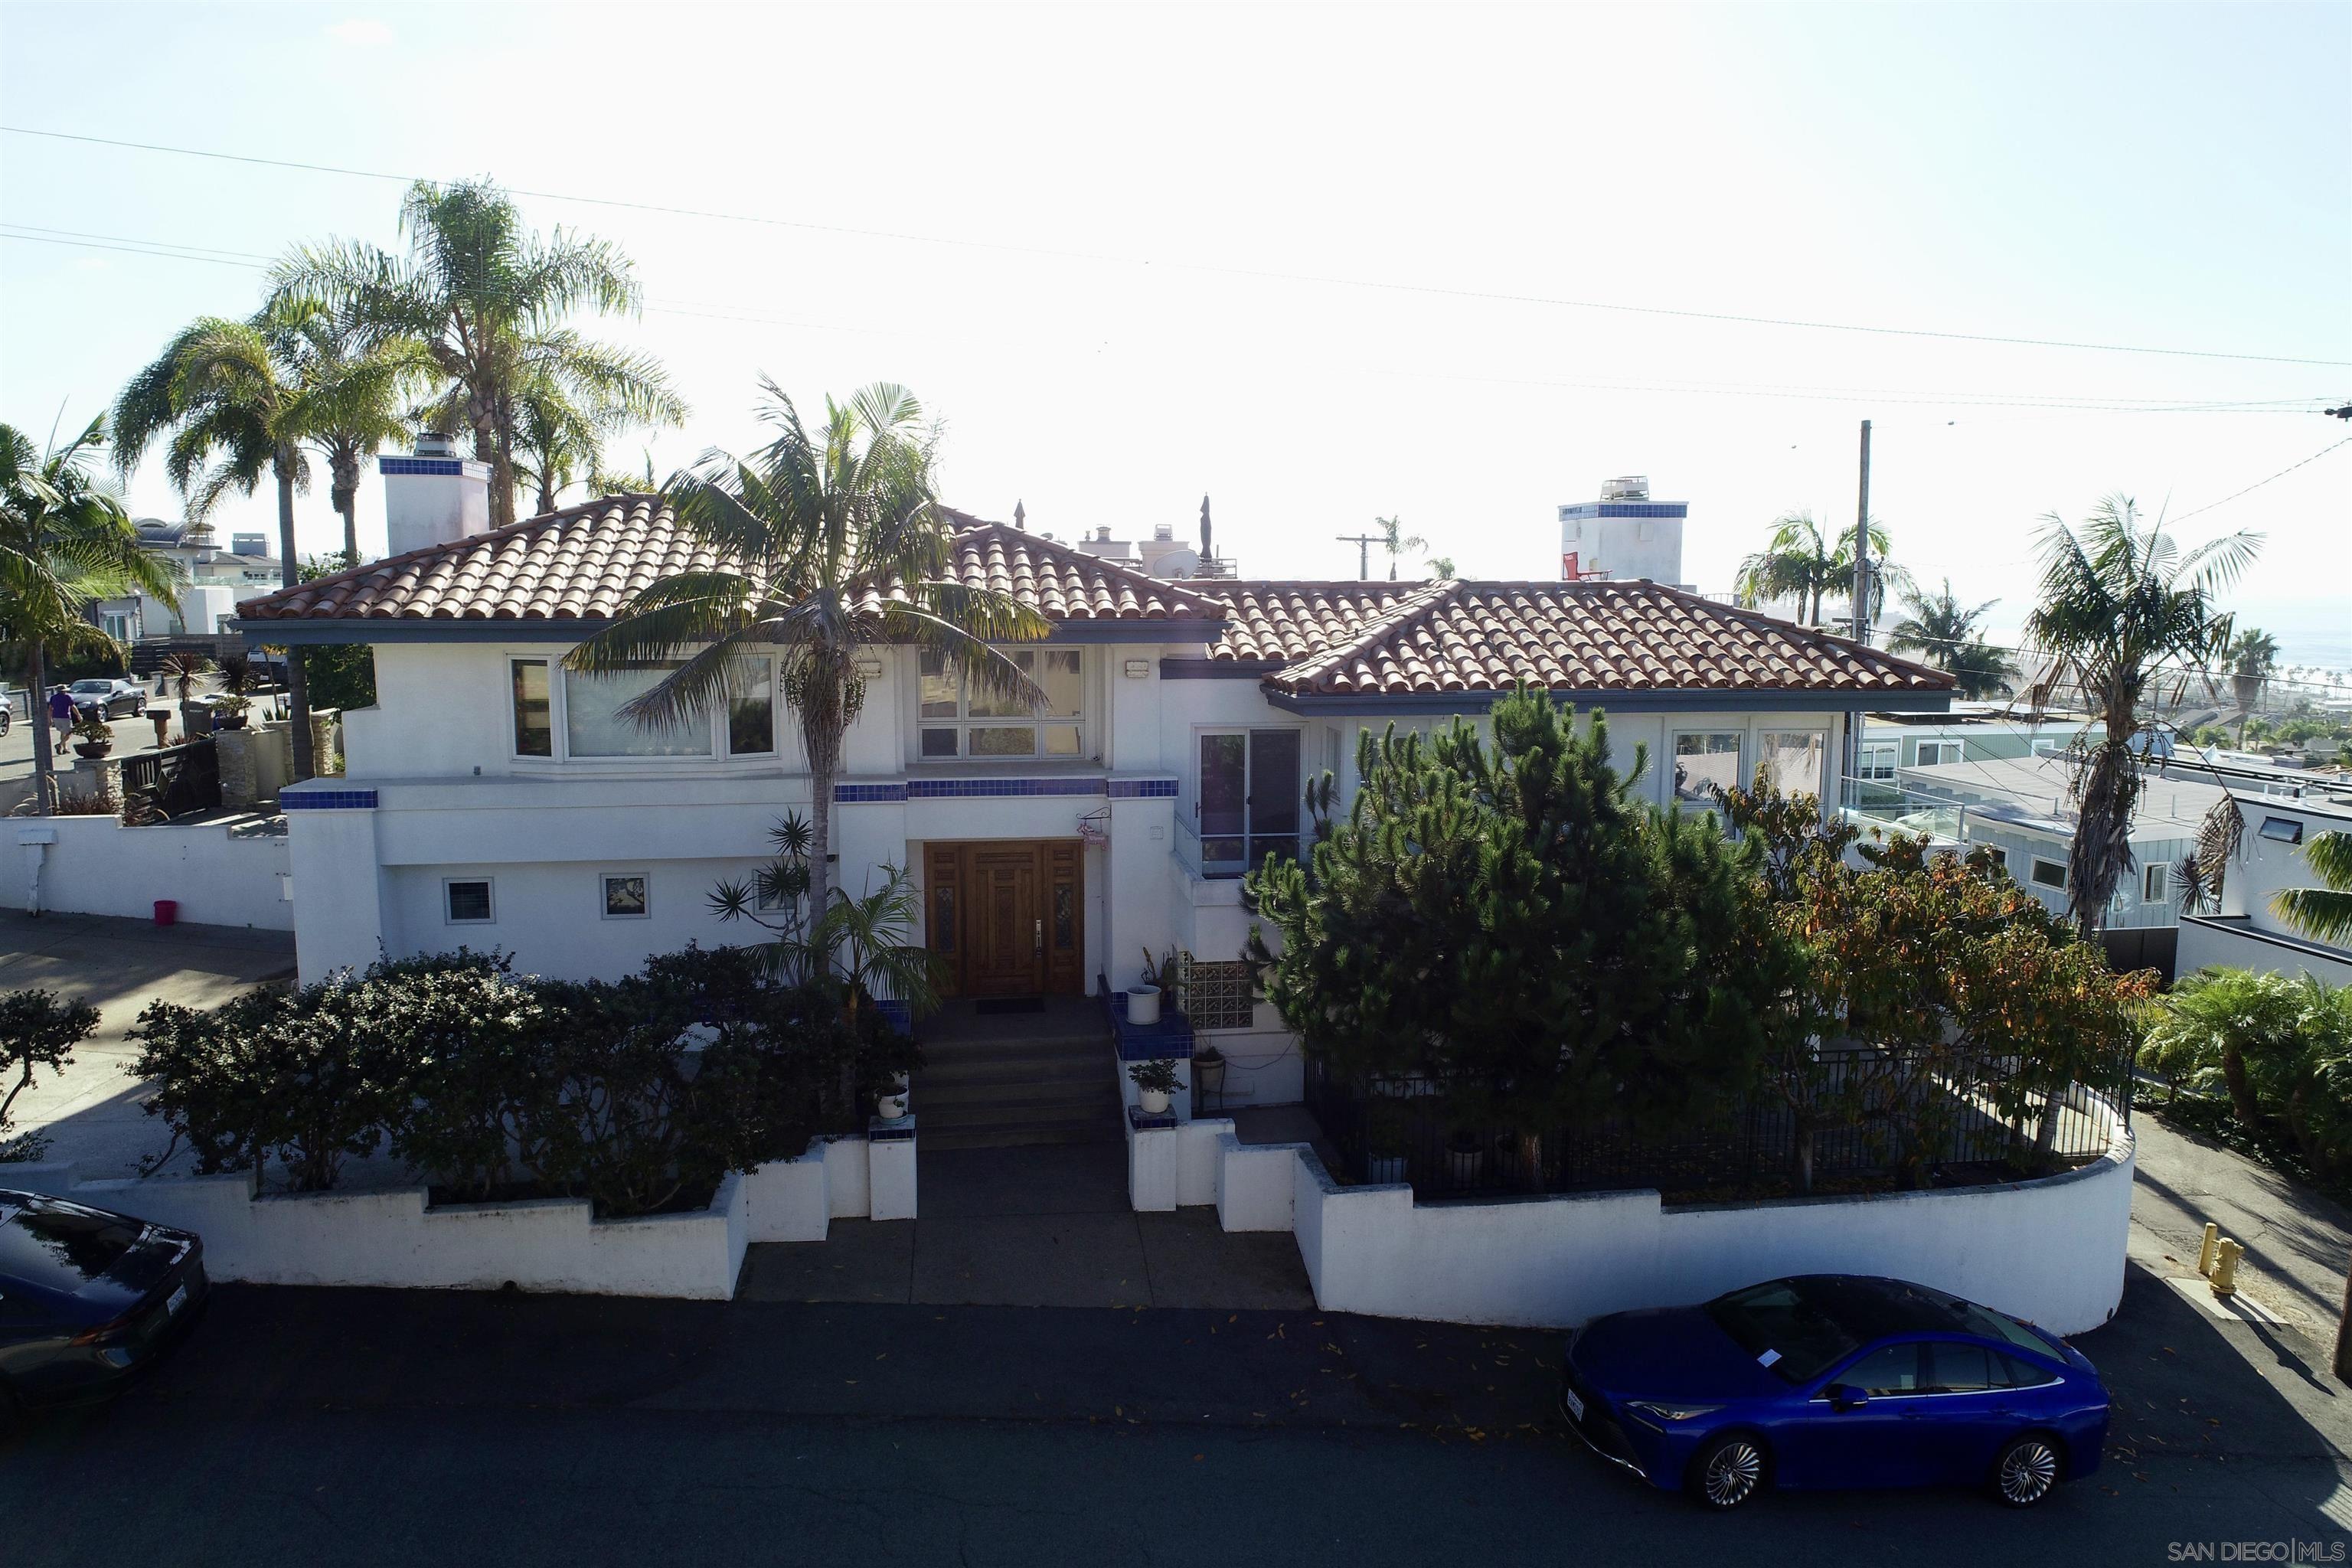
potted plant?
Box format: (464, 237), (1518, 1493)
(1129, 1057), (1182, 1116)
(1127, 946), (1176, 1026)
(1191, 1042), (1226, 1110)
(211, 692), (251, 731)
(1444, 1125), (1487, 1187)
(877, 1087), (909, 1121)
(158, 650), (214, 738)
(1366, 1100), (1410, 1184)
(70, 710), (115, 760)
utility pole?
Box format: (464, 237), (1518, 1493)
(1334, 533), (1381, 580)
(1851, 418), (1873, 645)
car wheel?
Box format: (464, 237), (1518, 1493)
(1689, 1432), (1769, 1510)
(1991, 1432), (2063, 1508)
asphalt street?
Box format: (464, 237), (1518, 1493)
(6, 1259), (2350, 1568)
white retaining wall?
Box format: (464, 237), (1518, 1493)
(1129, 1097), (2135, 1336)
(7, 1128), (908, 1300)
(15, 814), (292, 929)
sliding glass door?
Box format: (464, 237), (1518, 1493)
(1197, 730), (1302, 876)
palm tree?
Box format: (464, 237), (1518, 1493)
(0, 415), (178, 813)
(114, 295), (400, 779)
(1888, 578), (2015, 699)
(276, 178), (682, 530)
(2023, 495), (2260, 933)
(511, 377), (682, 517)
(1733, 511), (1900, 626)
(1426, 554), (1456, 579)
(1374, 515), (1425, 581)
(2274, 830), (2352, 946)
(2229, 627), (2281, 746)
(570, 380), (1050, 942)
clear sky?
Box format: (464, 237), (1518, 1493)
(4, 2), (2347, 660)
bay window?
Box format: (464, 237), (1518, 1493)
(507, 653), (776, 761)
(920, 648), (1083, 760)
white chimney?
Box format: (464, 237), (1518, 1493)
(383, 434), (492, 557)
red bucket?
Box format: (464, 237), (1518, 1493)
(152, 900), (178, 928)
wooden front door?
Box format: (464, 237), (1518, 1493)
(926, 841), (1084, 998)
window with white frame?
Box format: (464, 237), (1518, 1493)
(918, 648), (1083, 760)
(1981, 844), (2009, 872)
(1671, 731), (1743, 805)
(2031, 737), (2064, 756)
(1916, 740), (1962, 767)
(508, 655), (773, 761)
(2143, 862), (2169, 903)
(1757, 730), (1828, 797)
(601, 873), (649, 919)
(2030, 858), (2066, 890)
(444, 878), (495, 924)
(1859, 741), (1898, 782)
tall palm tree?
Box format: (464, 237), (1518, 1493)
(0, 415), (178, 813)
(115, 295), (401, 779)
(571, 380), (1050, 937)
(1888, 578), (2015, 699)
(1733, 511), (1900, 626)
(2274, 830), (2352, 946)
(1373, 515), (1425, 581)
(2023, 495), (2260, 933)
(511, 376), (683, 517)
(276, 178), (682, 530)
(2229, 627), (2281, 746)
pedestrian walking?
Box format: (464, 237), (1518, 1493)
(47, 685), (74, 755)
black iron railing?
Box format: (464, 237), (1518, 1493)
(119, 738), (222, 823)
(1305, 1044), (2131, 1201)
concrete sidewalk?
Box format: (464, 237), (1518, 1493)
(739, 1142), (1316, 1311)
(0, 907), (293, 1174)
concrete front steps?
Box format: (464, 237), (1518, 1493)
(914, 1020), (1121, 1151)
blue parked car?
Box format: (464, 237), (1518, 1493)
(1559, 1275), (2108, 1509)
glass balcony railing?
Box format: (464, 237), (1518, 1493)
(1174, 815), (1308, 880)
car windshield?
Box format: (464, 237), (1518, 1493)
(69, 681), (111, 694)
(0, 1198), (143, 1292)
(1706, 1279), (1864, 1384)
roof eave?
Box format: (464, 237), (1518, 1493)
(230, 614), (1231, 646)
(1259, 685), (1958, 715)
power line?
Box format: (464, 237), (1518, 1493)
(2167, 436), (2352, 525)
(4, 224), (2336, 420)
(7, 122), (2347, 370)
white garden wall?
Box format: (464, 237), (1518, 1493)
(15, 815), (292, 929)
(7, 1129), (906, 1300)
(1138, 1093), (2135, 1337)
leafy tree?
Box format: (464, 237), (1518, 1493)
(1733, 511), (1906, 626)
(0, 988), (100, 1161)
(0, 415), (178, 812)
(113, 294), (418, 778)
(1888, 578), (2015, 699)
(276, 178), (683, 530)
(2024, 495), (2259, 933)
(295, 554), (376, 717)
(1246, 688), (1782, 1188)
(2274, 830), (2352, 947)
(573, 380), (1047, 940)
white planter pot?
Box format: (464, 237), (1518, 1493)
(1138, 1087), (1171, 1116)
(1126, 985), (1161, 1026)
(877, 1093), (907, 1121)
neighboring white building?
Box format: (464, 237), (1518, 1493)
(2178, 790), (2352, 986)
(1557, 475), (1690, 591)
(1857, 705), (2108, 780)
(236, 452), (1955, 1122)
(90, 518), (286, 642)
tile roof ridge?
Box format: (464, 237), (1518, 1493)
(238, 492), (659, 620)
(949, 518), (1225, 620)
(1629, 579), (1958, 688)
(1271, 577), (1464, 689)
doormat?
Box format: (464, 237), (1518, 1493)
(975, 997), (1045, 1016)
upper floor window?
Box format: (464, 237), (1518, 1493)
(1858, 741), (1898, 782)
(1757, 730), (1827, 797)
(1671, 731), (1742, 805)
(1916, 740), (1962, 767)
(509, 655), (774, 762)
(919, 648), (1083, 760)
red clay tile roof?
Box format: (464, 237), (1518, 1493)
(237, 498), (1223, 624)
(1256, 580), (1956, 697)
(1198, 580), (1432, 662)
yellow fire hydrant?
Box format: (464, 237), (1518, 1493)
(2212, 1238), (2244, 1298)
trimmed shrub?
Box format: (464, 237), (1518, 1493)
(0, 988), (100, 1162)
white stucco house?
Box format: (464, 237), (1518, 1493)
(234, 454), (1958, 1119)
(2177, 789), (2352, 986)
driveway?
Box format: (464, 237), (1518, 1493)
(0, 907), (293, 1173)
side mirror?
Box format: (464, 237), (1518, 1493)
(1826, 1383), (1869, 1411)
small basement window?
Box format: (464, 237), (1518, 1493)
(445, 878), (495, 924)
(602, 874), (649, 919)
(2259, 816), (2305, 845)
(2030, 858), (2066, 890)
(1183, 960), (1257, 1031)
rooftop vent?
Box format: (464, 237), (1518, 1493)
(1599, 475), (1651, 501)
(414, 432), (459, 459)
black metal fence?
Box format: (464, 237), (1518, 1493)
(120, 738), (222, 822)
(1304, 1044), (2131, 1202)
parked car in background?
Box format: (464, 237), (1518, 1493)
(1559, 1275), (2108, 1510)
(65, 678), (147, 719)
(0, 1191), (207, 1418)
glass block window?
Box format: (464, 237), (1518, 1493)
(1183, 959), (1256, 1031)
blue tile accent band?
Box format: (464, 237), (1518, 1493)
(1105, 991), (1194, 1062)
(279, 789), (379, 810)
(834, 782), (909, 802)
(874, 999), (913, 1037)
(1127, 1105), (1180, 1132)
(906, 777), (1105, 799)
(377, 457), (466, 476)
(1106, 778), (1178, 799)
(868, 1116), (916, 1142)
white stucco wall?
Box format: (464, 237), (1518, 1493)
(16, 815), (291, 929)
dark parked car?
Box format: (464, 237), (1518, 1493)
(66, 678), (146, 720)
(1559, 1274), (2108, 1509)
(0, 1191), (207, 1416)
